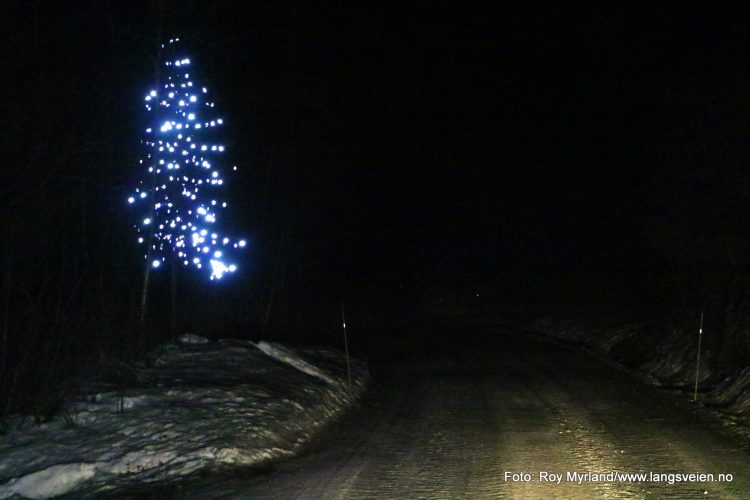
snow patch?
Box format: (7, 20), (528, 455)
(179, 333), (209, 344)
(0, 339), (368, 498)
(1, 463), (97, 499)
(255, 341), (340, 386)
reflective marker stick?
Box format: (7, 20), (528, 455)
(341, 301), (353, 395)
(694, 311), (704, 402)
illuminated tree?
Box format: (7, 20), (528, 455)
(128, 38), (245, 285)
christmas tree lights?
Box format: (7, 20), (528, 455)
(129, 38), (244, 280)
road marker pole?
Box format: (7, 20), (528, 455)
(693, 311), (704, 402)
(341, 301), (353, 396)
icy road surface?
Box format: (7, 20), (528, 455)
(140, 325), (750, 499)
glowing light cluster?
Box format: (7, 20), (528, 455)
(129, 38), (245, 280)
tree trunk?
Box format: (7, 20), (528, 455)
(139, 259), (151, 326)
(171, 256), (177, 336)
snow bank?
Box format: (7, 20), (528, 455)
(0, 338), (368, 499)
(526, 317), (746, 416)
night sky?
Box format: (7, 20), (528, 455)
(4, 1), (750, 311)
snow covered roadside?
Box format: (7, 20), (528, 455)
(526, 318), (750, 418)
(0, 336), (368, 499)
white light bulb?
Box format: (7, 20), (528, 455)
(210, 259), (229, 279)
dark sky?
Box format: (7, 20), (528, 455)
(5, 1), (750, 293)
(227, 2), (750, 284)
